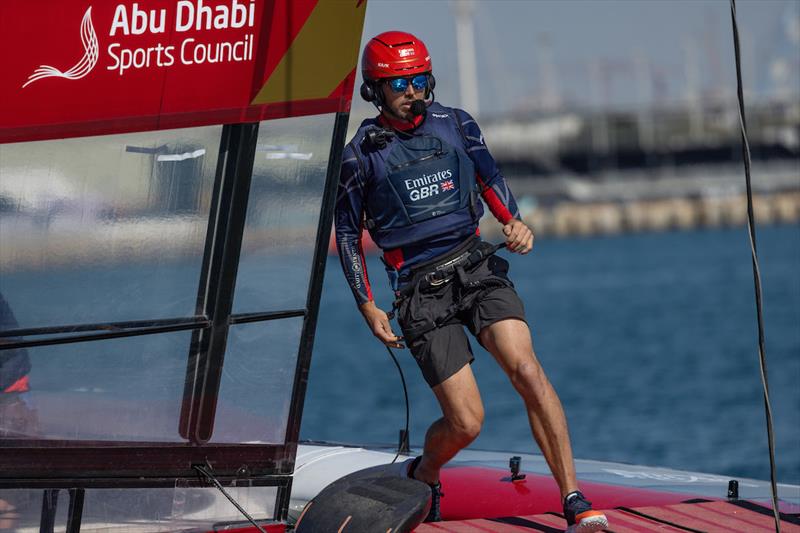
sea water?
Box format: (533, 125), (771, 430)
(303, 224), (800, 484)
(1, 224), (797, 483)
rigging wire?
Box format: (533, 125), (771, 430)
(728, 1), (781, 531)
(193, 463), (269, 533)
(386, 344), (411, 464)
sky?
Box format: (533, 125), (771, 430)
(352, 0), (800, 119)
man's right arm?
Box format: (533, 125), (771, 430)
(334, 146), (403, 348)
(334, 145), (373, 307)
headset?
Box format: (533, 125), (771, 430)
(359, 73), (436, 150)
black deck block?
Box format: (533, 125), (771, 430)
(295, 464), (431, 533)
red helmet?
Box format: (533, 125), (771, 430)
(362, 31), (432, 81)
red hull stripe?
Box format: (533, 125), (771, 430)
(436, 466), (686, 520)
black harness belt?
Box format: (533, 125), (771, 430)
(391, 237), (507, 339)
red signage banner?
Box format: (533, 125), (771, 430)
(0, 0), (367, 143)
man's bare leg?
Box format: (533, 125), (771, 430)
(412, 363), (484, 485)
(479, 318), (579, 498)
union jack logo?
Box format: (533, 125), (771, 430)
(441, 179), (455, 191)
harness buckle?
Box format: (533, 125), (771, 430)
(425, 271), (449, 286)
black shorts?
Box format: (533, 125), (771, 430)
(396, 248), (527, 388)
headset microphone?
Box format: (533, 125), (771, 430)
(410, 99), (426, 118)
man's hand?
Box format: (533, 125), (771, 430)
(359, 301), (405, 348)
(502, 219), (534, 254)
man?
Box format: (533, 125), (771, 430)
(334, 31), (608, 532)
(0, 291), (38, 438)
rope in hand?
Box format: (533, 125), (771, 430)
(385, 344), (410, 465)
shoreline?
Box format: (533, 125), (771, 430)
(481, 190), (800, 240)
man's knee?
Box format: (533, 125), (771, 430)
(511, 359), (548, 396)
(446, 410), (483, 444)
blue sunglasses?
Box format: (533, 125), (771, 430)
(386, 74), (428, 93)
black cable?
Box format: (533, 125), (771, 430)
(729, 2), (780, 531)
(193, 463), (268, 533)
(385, 344), (410, 464)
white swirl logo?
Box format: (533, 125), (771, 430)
(23, 7), (99, 88)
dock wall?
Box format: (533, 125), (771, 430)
(480, 191), (800, 239)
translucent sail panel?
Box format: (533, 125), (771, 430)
(233, 114), (336, 314)
(0, 332), (191, 442)
(0, 486), (277, 532)
(0, 126), (221, 330)
(210, 319), (302, 444)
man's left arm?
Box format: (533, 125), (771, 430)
(456, 109), (534, 254)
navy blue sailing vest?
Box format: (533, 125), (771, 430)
(352, 106), (480, 250)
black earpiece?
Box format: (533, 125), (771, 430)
(360, 82), (375, 102)
(361, 80), (386, 111)
(424, 74), (436, 99)
(361, 80), (385, 105)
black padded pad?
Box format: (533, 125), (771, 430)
(295, 463), (431, 533)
